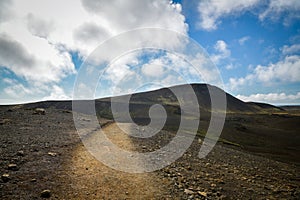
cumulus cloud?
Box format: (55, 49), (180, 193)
(211, 40), (231, 64)
(197, 0), (300, 31)
(282, 44), (300, 55)
(1, 0), (187, 71)
(259, 0), (300, 25)
(26, 13), (55, 39)
(229, 55), (300, 90)
(197, 0), (259, 30)
(0, 34), (76, 83)
(93, 47), (221, 98)
(254, 56), (300, 82)
(237, 92), (300, 104)
(4, 81), (34, 99)
(73, 22), (110, 45)
(0, 34), (36, 69)
(142, 62), (165, 78)
(43, 85), (69, 100)
(81, 0), (187, 34)
(1, 77), (70, 103)
(0, 0), (188, 103)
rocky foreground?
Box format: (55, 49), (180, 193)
(0, 106), (299, 199)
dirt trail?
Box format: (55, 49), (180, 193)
(61, 122), (170, 199)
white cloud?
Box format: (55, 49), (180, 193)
(237, 92), (300, 104)
(238, 36), (250, 45)
(94, 48), (221, 98)
(0, 0), (188, 103)
(197, 0), (259, 30)
(4, 82), (34, 99)
(211, 40), (231, 64)
(259, 0), (300, 25)
(229, 74), (254, 90)
(81, 0), (186, 34)
(105, 64), (135, 84)
(1, 78), (70, 103)
(214, 40), (230, 55)
(103, 51), (139, 84)
(141, 62), (165, 78)
(43, 85), (69, 100)
(225, 64), (235, 70)
(197, 0), (300, 31)
(0, 34), (76, 84)
(26, 13), (55, 39)
(254, 55), (300, 82)
(229, 55), (300, 90)
(282, 44), (300, 55)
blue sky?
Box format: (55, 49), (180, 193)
(0, 0), (300, 105)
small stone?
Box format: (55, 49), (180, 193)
(62, 110), (72, 113)
(1, 174), (11, 182)
(17, 150), (25, 156)
(8, 164), (18, 171)
(41, 190), (51, 198)
(198, 138), (202, 144)
(216, 179), (225, 184)
(0, 119), (11, 125)
(30, 178), (37, 182)
(198, 191), (207, 197)
(211, 183), (217, 187)
(33, 108), (46, 115)
(48, 152), (57, 157)
(184, 189), (194, 195)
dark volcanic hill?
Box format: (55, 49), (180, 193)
(21, 83), (284, 115)
(94, 83), (284, 120)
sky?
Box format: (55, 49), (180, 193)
(0, 0), (299, 105)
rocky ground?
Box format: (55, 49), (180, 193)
(0, 105), (299, 199)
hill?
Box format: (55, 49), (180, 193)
(93, 83), (285, 120)
(20, 83), (284, 116)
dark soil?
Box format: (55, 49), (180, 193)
(0, 105), (299, 199)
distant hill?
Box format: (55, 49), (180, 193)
(95, 84), (285, 118)
(280, 105), (300, 111)
(245, 102), (284, 112)
(21, 83), (285, 116)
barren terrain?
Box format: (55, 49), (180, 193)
(0, 105), (299, 199)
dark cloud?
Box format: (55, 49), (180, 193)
(73, 22), (109, 44)
(0, 34), (36, 69)
(26, 13), (54, 38)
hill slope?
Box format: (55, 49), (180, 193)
(94, 83), (284, 120)
(21, 83), (284, 115)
